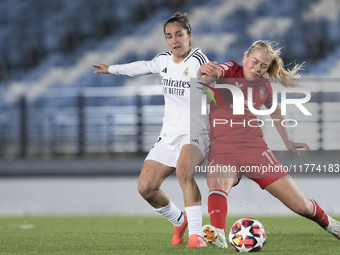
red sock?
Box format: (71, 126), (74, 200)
(208, 189), (228, 232)
(308, 199), (329, 228)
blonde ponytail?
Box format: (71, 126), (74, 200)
(246, 41), (303, 88)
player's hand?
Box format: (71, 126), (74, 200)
(92, 63), (109, 74)
(197, 61), (219, 79)
(285, 141), (310, 155)
(200, 74), (216, 85)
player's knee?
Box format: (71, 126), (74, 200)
(137, 181), (147, 198)
(176, 163), (193, 184)
(137, 180), (157, 200)
(207, 177), (237, 194)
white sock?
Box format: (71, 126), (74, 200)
(154, 201), (184, 227)
(325, 214), (332, 231)
(185, 205), (202, 236)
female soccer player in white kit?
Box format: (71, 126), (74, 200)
(92, 13), (209, 247)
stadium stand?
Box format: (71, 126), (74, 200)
(0, 0), (340, 158)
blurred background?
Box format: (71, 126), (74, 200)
(0, 0), (339, 216)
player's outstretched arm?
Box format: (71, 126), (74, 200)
(92, 63), (109, 74)
(268, 105), (310, 155)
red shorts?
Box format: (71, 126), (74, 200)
(208, 143), (290, 189)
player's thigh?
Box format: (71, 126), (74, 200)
(176, 133), (210, 178)
(138, 160), (175, 192)
(207, 144), (240, 191)
(241, 146), (289, 189)
(176, 144), (203, 180)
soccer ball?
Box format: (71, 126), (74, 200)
(228, 218), (267, 252)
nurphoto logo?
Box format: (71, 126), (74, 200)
(200, 83), (311, 116)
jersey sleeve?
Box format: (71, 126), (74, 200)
(108, 54), (161, 76)
(219, 61), (238, 78)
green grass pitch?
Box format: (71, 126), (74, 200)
(0, 216), (339, 254)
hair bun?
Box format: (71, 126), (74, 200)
(164, 12), (192, 34)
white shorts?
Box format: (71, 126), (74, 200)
(145, 133), (210, 168)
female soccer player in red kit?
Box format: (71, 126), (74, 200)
(197, 40), (340, 248)
(92, 13), (209, 247)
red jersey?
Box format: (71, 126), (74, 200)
(210, 61), (273, 146)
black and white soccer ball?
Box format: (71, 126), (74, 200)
(228, 218), (267, 252)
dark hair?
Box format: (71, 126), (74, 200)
(163, 12), (192, 35)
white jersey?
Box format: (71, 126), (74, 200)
(108, 47), (210, 141)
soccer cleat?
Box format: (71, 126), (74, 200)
(172, 212), (188, 245)
(326, 216), (340, 240)
(203, 224), (228, 248)
(186, 234), (207, 247)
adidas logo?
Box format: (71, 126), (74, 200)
(191, 139), (199, 144)
(161, 67), (167, 73)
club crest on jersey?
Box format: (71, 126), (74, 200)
(183, 67), (189, 77)
(259, 86), (266, 99)
(235, 81), (243, 88)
